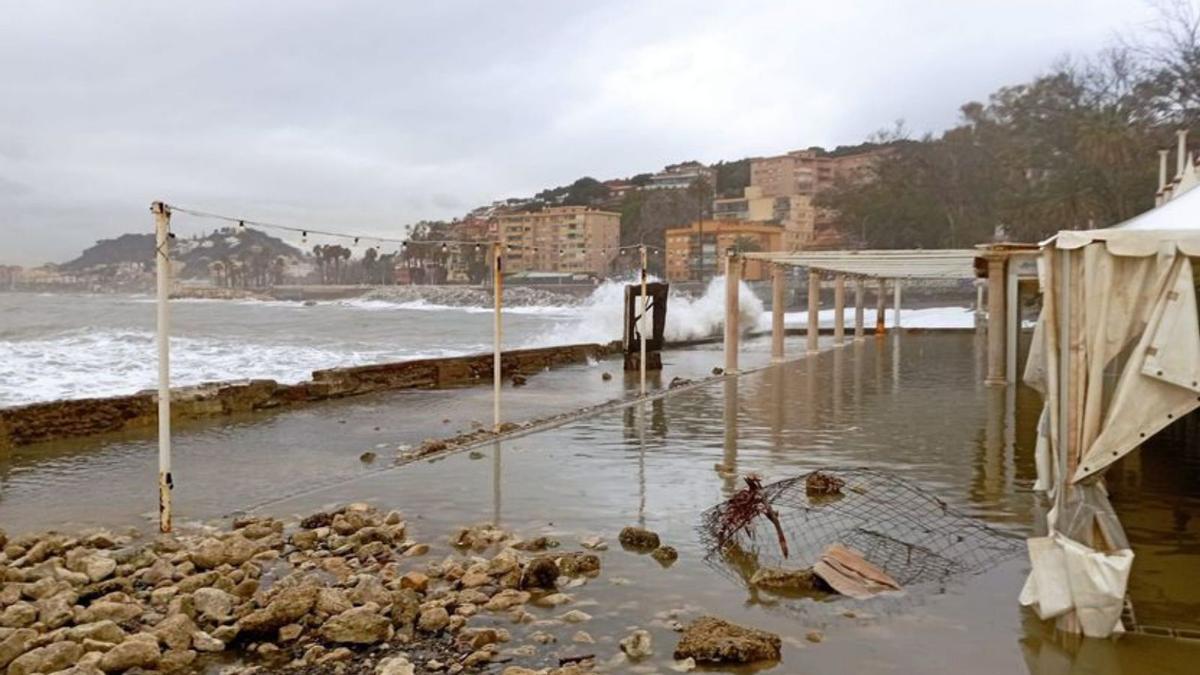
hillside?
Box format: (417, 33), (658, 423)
(63, 227), (305, 280)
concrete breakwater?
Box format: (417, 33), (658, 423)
(0, 342), (618, 451)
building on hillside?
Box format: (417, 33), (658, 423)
(648, 161), (715, 190)
(496, 206), (620, 276)
(712, 185), (815, 251)
(602, 180), (637, 199)
(664, 220), (784, 282)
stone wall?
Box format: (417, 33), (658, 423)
(0, 342), (618, 450)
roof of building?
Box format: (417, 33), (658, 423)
(741, 249), (979, 279)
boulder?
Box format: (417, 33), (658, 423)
(417, 607), (450, 633)
(188, 539), (227, 570)
(320, 605), (393, 644)
(79, 601), (142, 624)
(237, 585), (317, 636)
(67, 621), (127, 644)
(0, 602), (37, 628)
(518, 557), (559, 590)
(98, 637), (161, 672)
(0, 628), (36, 670)
(153, 613), (197, 651)
(620, 629), (653, 659)
(618, 526), (660, 552)
(8, 641), (83, 675)
(673, 616), (781, 665)
(651, 546), (679, 566)
(557, 552), (601, 577)
(192, 587), (236, 622)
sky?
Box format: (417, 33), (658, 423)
(0, 0), (1162, 265)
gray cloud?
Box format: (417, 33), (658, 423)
(0, 0), (1155, 264)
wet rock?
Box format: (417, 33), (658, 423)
(805, 629), (824, 643)
(750, 567), (818, 592)
(99, 637), (161, 672)
(579, 536), (607, 551)
(511, 374), (527, 387)
(299, 510), (337, 529)
(560, 610), (591, 623)
(557, 552), (601, 577)
(320, 604), (393, 644)
(8, 641), (83, 675)
(519, 557), (559, 590)
(711, 367), (724, 375)
(360, 451), (377, 463)
(620, 629), (653, 659)
(400, 571), (430, 593)
(512, 536), (558, 552)
(484, 589), (530, 612)
(669, 377), (693, 389)
(651, 546), (679, 566)
(192, 587), (236, 622)
(674, 616), (781, 665)
(671, 657), (697, 672)
(618, 526), (661, 552)
(417, 607), (450, 633)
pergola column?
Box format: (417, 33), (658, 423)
(807, 268), (820, 353)
(724, 253), (741, 373)
(892, 278), (903, 330)
(833, 273), (846, 345)
(771, 263), (785, 361)
(854, 276), (865, 340)
(875, 278), (886, 335)
(985, 254), (1007, 385)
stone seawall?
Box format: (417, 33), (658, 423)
(0, 342), (618, 450)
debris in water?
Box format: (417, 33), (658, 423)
(669, 376), (693, 389)
(710, 475), (790, 559)
(511, 374), (527, 387)
(812, 543), (902, 599)
(805, 471), (845, 497)
(601, 371), (613, 381)
(358, 451), (376, 463)
(711, 367), (724, 375)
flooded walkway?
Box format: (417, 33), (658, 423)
(3, 332), (1199, 672)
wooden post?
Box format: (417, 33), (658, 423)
(640, 245), (648, 396)
(833, 273), (845, 345)
(771, 263), (785, 361)
(892, 278), (903, 330)
(854, 276), (865, 340)
(493, 244), (503, 429)
(985, 254), (1006, 385)
(152, 201), (173, 534)
(875, 278), (886, 335)
(723, 253), (740, 373)
(807, 268), (820, 353)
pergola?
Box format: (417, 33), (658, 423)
(721, 249), (981, 372)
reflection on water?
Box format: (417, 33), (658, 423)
(3, 333), (1199, 673)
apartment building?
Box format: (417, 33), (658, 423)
(664, 220), (784, 282)
(496, 206), (620, 275)
(648, 161), (715, 190)
(713, 185), (815, 251)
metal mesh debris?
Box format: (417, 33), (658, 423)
(700, 468), (1025, 592)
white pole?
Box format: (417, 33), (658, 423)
(723, 252), (740, 373)
(493, 244), (503, 431)
(893, 278), (902, 330)
(640, 245), (648, 396)
(854, 276), (865, 341)
(1006, 259), (1019, 383)
(152, 201), (173, 534)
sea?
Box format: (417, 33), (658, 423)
(0, 279), (976, 407)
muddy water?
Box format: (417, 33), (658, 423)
(3, 332), (1199, 673)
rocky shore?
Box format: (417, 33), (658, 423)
(359, 286), (580, 309)
(0, 506), (783, 675)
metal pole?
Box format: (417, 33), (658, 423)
(493, 244), (503, 430)
(723, 252), (740, 373)
(854, 276), (865, 341)
(771, 263), (785, 361)
(640, 245), (648, 396)
(807, 269), (820, 353)
(152, 201), (173, 534)
(893, 278), (902, 330)
(833, 273), (845, 346)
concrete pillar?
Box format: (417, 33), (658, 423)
(807, 269), (820, 353)
(724, 254), (741, 373)
(854, 277), (865, 340)
(875, 278), (886, 335)
(771, 264), (785, 361)
(892, 278), (902, 330)
(833, 273), (846, 345)
(1006, 260), (1019, 383)
(986, 254), (1007, 385)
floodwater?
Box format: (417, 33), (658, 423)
(3, 332), (1199, 673)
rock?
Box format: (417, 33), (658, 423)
(519, 557), (559, 590)
(36, 594), (74, 628)
(651, 546), (679, 566)
(536, 592), (572, 607)
(572, 630), (595, 644)
(601, 372), (613, 381)
(403, 543), (430, 557)
(8, 641), (83, 675)
(360, 451), (377, 463)
(620, 629), (653, 659)
(399, 571), (429, 593)
(579, 536), (607, 551)
(192, 587), (236, 622)
(749, 567), (818, 592)
(77, 601), (143, 624)
(0, 628), (36, 670)
(315, 588), (353, 616)
(290, 529), (319, 551)
(674, 616), (781, 664)
(0, 602), (37, 628)
(511, 536), (558, 552)
(560, 610), (591, 623)
(191, 630), (225, 652)
(805, 629), (824, 643)
(77, 555), (118, 583)
(711, 367), (724, 375)
(510, 374), (527, 387)
(68, 621), (127, 644)
(376, 655), (416, 675)
(484, 589), (530, 612)
(158, 648), (197, 672)
(300, 511), (337, 529)
(670, 657), (697, 672)
(154, 613), (197, 651)
(618, 526), (660, 552)
(189, 538), (227, 570)
(99, 636), (161, 672)
(417, 607), (450, 633)
(557, 552), (601, 577)
(237, 585), (317, 636)
(320, 604), (393, 644)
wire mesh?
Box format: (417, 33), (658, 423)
(700, 468), (1025, 594)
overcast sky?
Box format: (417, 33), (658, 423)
(0, 0), (1160, 264)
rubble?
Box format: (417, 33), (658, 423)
(673, 616), (782, 665)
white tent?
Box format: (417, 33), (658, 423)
(1019, 188), (1200, 637)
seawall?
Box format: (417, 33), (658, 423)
(0, 342), (618, 450)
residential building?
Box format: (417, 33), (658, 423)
(664, 220), (784, 282)
(712, 185), (815, 251)
(496, 206), (620, 276)
(648, 161), (714, 190)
